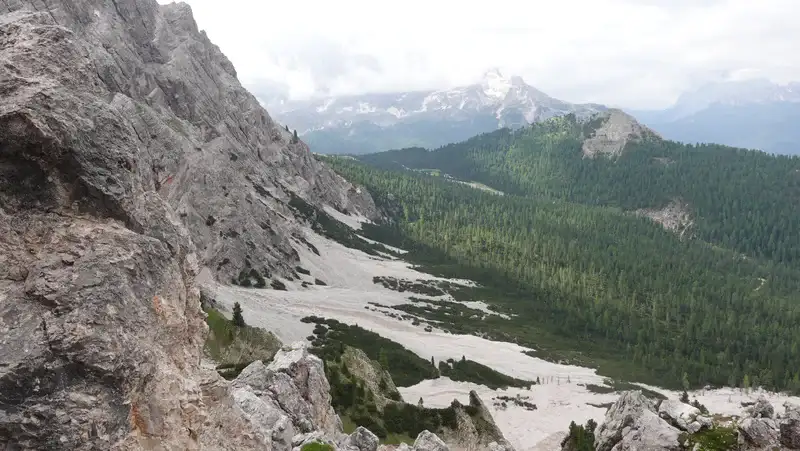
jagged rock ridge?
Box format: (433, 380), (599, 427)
(0, 0), (376, 448)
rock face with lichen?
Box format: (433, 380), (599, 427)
(0, 0), (375, 448)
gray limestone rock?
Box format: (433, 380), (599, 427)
(341, 426), (380, 451)
(413, 430), (450, 451)
(738, 417), (780, 449)
(658, 399), (702, 432)
(594, 391), (682, 451)
(780, 403), (800, 449)
(267, 342), (342, 435)
(749, 395), (776, 419)
(0, 0), (373, 449)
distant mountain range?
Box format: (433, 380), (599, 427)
(266, 75), (800, 156)
(630, 78), (800, 155)
(266, 69), (606, 154)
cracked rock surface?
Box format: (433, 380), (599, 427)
(0, 0), (375, 448)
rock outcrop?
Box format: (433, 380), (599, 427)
(413, 430), (450, 451)
(594, 391), (682, 451)
(341, 426), (380, 451)
(341, 346), (401, 409)
(781, 403), (800, 449)
(587, 391), (800, 451)
(657, 399), (711, 434)
(582, 109), (659, 158)
(438, 391), (515, 451)
(0, 0), (377, 448)
(737, 396), (800, 450)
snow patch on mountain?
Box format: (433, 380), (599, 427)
(482, 68), (513, 99)
(268, 69), (607, 153)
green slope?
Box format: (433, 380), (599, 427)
(356, 114), (800, 267)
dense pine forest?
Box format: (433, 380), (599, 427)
(320, 122), (800, 393)
(357, 115), (800, 266)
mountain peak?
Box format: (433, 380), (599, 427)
(480, 68), (512, 99)
(482, 67), (505, 81)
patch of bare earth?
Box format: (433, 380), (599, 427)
(635, 199), (694, 238)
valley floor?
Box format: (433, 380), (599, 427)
(207, 213), (800, 451)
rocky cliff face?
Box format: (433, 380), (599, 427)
(1, 0), (377, 283)
(0, 0), (378, 448)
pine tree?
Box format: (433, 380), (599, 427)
(379, 348), (390, 370)
(232, 302), (245, 327)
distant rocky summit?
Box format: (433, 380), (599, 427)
(582, 109), (660, 158)
(269, 69), (605, 154)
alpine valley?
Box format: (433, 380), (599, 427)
(2, 0), (800, 451)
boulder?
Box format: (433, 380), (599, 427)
(749, 396), (776, 419)
(268, 342), (343, 435)
(231, 386), (292, 449)
(341, 426), (380, 451)
(780, 404), (800, 449)
(233, 347), (342, 436)
(738, 418), (780, 449)
(595, 391), (682, 451)
(413, 430), (450, 451)
(658, 399), (702, 432)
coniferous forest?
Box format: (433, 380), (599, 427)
(320, 116), (800, 394)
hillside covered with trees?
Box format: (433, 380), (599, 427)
(356, 114), (800, 267)
(320, 123), (800, 394)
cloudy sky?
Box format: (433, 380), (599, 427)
(175, 0), (800, 109)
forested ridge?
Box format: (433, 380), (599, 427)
(356, 115), (800, 266)
(322, 147), (800, 394)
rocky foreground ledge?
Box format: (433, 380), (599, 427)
(563, 390), (800, 451)
(227, 341), (474, 451)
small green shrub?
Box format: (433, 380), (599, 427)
(300, 443), (333, 451)
(232, 302), (246, 327)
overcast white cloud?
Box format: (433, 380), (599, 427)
(171, 0), (800, 109)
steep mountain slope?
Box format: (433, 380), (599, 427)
(0, 0), (376, 448)
(356, 111), (800, 267)
(270, 69), (606, 154)
(631, 79), (800, 155)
